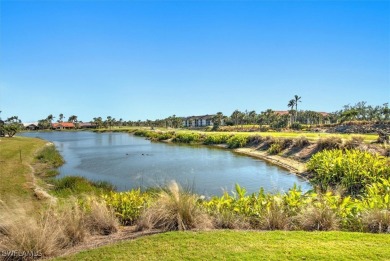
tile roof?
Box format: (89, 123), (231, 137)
(52, 122), (75, 128)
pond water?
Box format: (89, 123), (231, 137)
(21, 131), (311, 196)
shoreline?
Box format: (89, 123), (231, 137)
(233, 147), (309, 180)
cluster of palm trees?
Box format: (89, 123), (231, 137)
(287, 95), (302, 125)
(92, 116), (126, 129)
(333, 102), (389, 122)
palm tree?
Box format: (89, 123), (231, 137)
(294, 95), (301, 123)
(287, 99), (296, 125)
(106, 116), (113, 130)
(248, 110), (257, 125)
(212, 112), (224, 130)
(58, 113), (65, 123)
(231, 110), (241, 125)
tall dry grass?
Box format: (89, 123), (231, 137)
(0, 197), (119, 260)
(296, 204), (340, 231)
(137, 181), (213, 231)
(362, 209), (390, 233)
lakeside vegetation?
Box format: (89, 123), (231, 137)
(1, 121), (389, 259)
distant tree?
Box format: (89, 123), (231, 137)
(212, 112), (224, 131)
(92, 117), (103, 128)
(3, 116), (22, 137)
(287, 99), (296, 125)
(58, 113), (65, 123)
(231, 110), (240, 125)
(38, 119), (50, 129)
(294, 95), (301, 122)
(381, 103), (390, 121)
(248, 110), (257, 125)
(46, 114), (55, 128)
(105, 116), (113, 130)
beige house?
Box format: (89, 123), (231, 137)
(183, 115), (223, 127)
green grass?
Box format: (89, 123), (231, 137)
(0, 136), (47, 201)
(95, 126), (378, 143)
(54, 230), (390, 261)
(51, 176), (116, 198)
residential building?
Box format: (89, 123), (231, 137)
(183, 115), (223, 127)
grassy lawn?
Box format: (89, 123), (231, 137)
(101, 126), (378, 143)
(174, 129), (378, 142)
(0, 136), (47, 202)
(55, 230), (390, 261)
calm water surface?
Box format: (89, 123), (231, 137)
(21, 131), (311, 196)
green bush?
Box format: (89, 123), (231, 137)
(102, 189), (152, 225)
(307, 149), (390, 195)
(203, 134), (232, 145)
(268, 143), (282, 155)
(173, 132), (203, 144)
(226, 135), (249, 148)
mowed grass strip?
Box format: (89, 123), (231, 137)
(95, 126), (378, 143)
(0, 136), (47, 201)
(55, 230), (390, 261)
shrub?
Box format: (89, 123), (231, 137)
(362, 209), (390, 233)
(307, 149), (390, 195)
(317, 136), (343, 151)
(267, 143), (282, 155)
(137, 181), (213, 231)
(172, 132), (203, 144)
(203, 133), (231, 145)
(227, 135), (249, 148)
(103, 189), (151, 226)
(247, 135), (263, 145)
(258, 196), (290, 230)
(292, 136), (310, 148)
(80, 197), (119, 235)
(343, 136), (364, 150)
(290, 122), (302, 130)
(297, 203), (339, 231)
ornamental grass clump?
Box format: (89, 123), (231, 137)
(82, 198), (119, 235)
(292, 136), (310, 149)
(137, 181), (213, 231)
(0, 202), (65, 259)
(317, 136), (343, 151)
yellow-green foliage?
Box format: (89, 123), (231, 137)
(102, 190), (152, 225)
(267, 143), (282, 154)
(172, 132), (204, 143)
(307, 149), (390, 195)
(226, 134), (249, 148)
(203, 133), (232, 145)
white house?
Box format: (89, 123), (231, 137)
(23, 122), (39, 130)
(183, 115), (223, 127)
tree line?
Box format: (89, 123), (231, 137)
(1, 99), (389, 137)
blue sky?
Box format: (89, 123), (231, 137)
(0, 1), (389, 122)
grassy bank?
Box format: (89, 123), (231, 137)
(54, 230), (390, 261)
(0, 136), (48, 202)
